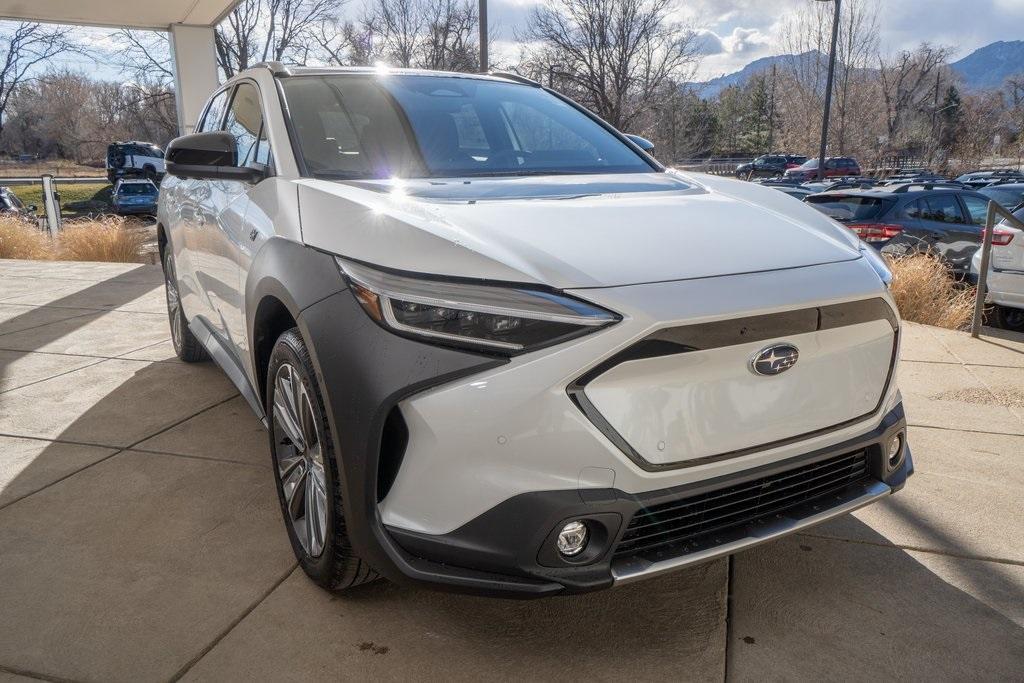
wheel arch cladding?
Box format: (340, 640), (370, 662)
(245, 237), (347, 404)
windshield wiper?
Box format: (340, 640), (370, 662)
(452, 169), (593, 178)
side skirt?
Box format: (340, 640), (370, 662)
(189, 318), (267, 427)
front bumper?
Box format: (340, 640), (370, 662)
(297, 260), (908, 598)
(386, 404), (910, 596)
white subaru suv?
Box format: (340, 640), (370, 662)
(158, 63), (911, 597)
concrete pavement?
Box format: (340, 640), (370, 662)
(0, 258), (1021, 681)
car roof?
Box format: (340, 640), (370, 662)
(810, 187), (979, 199)
(234, 63), (535, 87)
(116, 178), (156, 185)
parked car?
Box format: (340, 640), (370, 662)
(803, 177), (878, 193)
(971, 206), (1024, 331)
(978, 183), (1024, 211)
(954, 169), (1024, 189)
(735, 154), (807, 178)
(158, 65), (910, 598)
(805, 184), (993, 275)
(771, 185), (815, 200)
(784, 156), (860, 182)
(111, 178), (159, 215)
(0, 186), (35, 216)
(106, 141), (165, 183)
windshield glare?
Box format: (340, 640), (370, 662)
(281, 74), (654, 179)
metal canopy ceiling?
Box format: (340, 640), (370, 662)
(0, 0), (243, 30)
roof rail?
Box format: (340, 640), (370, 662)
(889, 182), (966, 193)
(251, 61), (292, 77)
(488, 70), (541, 87)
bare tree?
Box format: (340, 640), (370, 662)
(361, 0), (426, 68)
(879, 44), (951, 146)
(215, 0), (346, 76)
(520, 0), (700, 131)
(0, 23), (78, 135)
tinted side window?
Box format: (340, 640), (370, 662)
(905, 199), (925, 219)
(224, 83), (263, 166)
(961, 195), (989, 225)
(923, 194), (966, 223)
(198, 89), (230, 133)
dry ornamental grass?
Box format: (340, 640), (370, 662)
(886, 254), (976, 330)
(0, 215), (146, 264)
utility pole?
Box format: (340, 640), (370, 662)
(478, 0), (488, 72)
(767, 64), (777, 153)
(815, 0), (841, 181)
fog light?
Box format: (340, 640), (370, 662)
(887, 432), (904, 468)
(556, 521), (588, 557)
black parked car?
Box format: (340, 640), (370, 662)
(735, 154), (807, 178)
(978, 183), (1024, 211)
(805, 184), (992, 275)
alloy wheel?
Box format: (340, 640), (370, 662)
(164, 257), (183, 353)
(272, 362), (328, 558)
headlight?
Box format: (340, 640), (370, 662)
(860, 243), (892, 288)
(337, 258), (619, 354)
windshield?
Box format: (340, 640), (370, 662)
(805, 194), (892, 221)
(119, 184), (157, 196)
(799, 159), (819, 169)
(280, 74), (654, 179)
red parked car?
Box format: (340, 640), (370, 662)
(784, 156), (861, 182)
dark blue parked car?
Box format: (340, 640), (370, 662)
(112, 179), (159, 216)
(805, 183), (993, 275)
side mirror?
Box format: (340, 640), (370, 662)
(624, 134), (656, 156)
(27, 204), (37, 212)
(166, 131), (265, 183)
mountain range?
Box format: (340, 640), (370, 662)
(691, 40), (1024, 98)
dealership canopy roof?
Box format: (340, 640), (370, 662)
(0, 0), (240, 31)
(0, 0), (244, 133)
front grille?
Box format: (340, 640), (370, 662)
(614, 451), (871, 559)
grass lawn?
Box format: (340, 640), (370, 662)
(10, 182), (113, 219)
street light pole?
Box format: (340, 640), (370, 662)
(479, 0), (488, 73)
(816, 0), (841, 181)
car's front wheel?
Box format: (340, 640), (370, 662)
(267, 328), (378, 591)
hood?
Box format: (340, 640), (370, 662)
(297, 171), (861, 289)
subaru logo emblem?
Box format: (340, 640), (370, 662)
(750, 344), (799, 376)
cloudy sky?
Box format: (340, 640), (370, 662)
(46, 0), (1024, 82)
(485, 0), (1024, 79)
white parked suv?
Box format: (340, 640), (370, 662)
(972, 206), (1024, 331)
(157, 63), (911, 597)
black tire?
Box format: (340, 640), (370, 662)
(162, 249), (208, 363)
(267, 328), (379, 591)
(995, 305), (1024, 332)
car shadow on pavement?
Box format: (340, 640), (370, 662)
(728, 514), (1024, 680)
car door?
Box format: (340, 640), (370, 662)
(920, 193), (980, 271)
(191, 81), (267, 350)
(172, 86), (231, 326)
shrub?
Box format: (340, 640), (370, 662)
(887, 254), (975, 329)
(56, 217), (146, 263)
(0, 215), (145, 264)
(0, 216), (51, 259)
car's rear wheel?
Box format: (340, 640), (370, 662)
(996, 305), (1024, 332)
(267, 328), (378, 591)
(162, 250), (208, 362)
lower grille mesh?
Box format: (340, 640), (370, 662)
(615, 451), (870, 559)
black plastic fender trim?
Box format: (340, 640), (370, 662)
(296, 290), (567, 597)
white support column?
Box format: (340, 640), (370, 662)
(168, 24), (220, 136)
